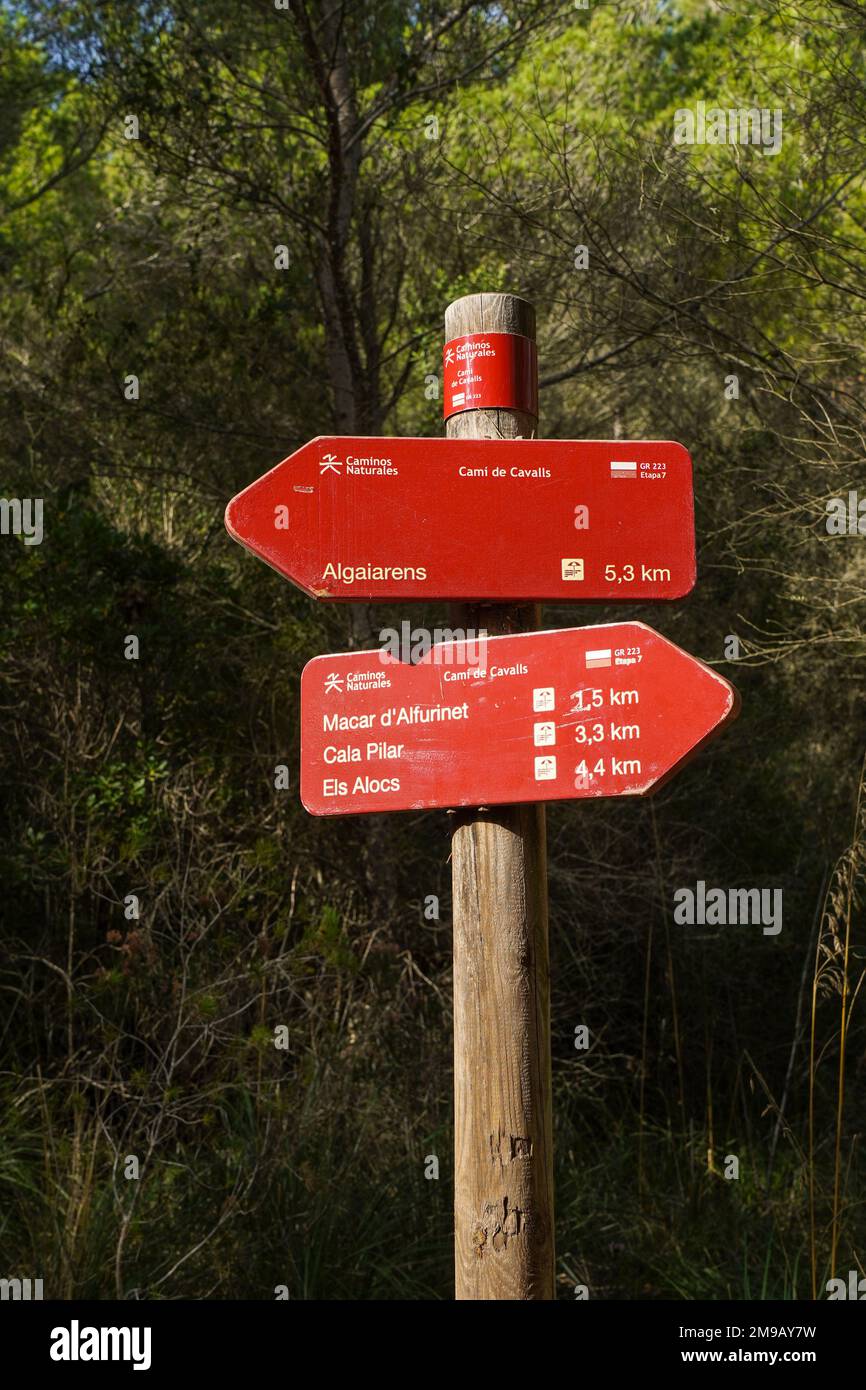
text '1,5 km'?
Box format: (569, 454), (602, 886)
(225, 437), (696, 601)
(300, 622), (739, 816)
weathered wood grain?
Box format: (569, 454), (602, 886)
(446, 293), (555, 1300)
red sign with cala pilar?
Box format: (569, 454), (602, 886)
(300, 623), (739, 816)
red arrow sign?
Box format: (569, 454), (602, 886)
(300, 623), (738, 816)
(225, 437), (695, 601)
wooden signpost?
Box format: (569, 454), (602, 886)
(446, 292), (553, 1300)
(224, 290), (739, 1302)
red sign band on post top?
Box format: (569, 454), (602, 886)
(443, 331), (538, 419)
(300, 623), (739, 817)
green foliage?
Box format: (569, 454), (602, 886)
(0, 0), (864, 1300)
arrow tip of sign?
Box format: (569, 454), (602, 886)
(725, 679), (742, 723)
(224, 495), (242, 541)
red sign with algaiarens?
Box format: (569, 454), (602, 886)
(225, 437), (696, 601)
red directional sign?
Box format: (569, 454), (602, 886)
(300, 623), (738, 816)
(225, 437), (695, 601)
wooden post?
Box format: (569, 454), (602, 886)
(447, 293), (555, 1300)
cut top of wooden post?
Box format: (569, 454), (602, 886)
(445, 292), (536, 340)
